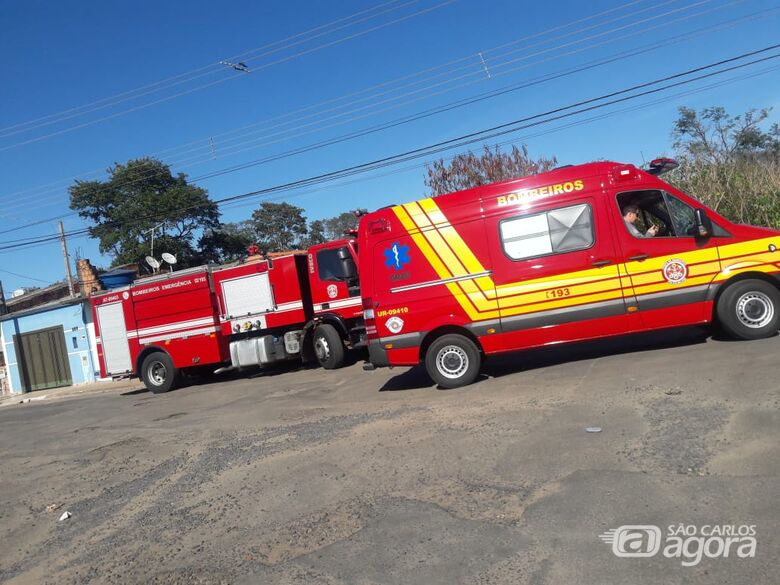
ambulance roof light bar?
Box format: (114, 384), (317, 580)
(647, 157), (679, 176)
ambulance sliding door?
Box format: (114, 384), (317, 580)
(484, 194), (629, 346)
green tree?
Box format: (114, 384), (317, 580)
(668, 106), (780, 227)
(323, 211), (358, 240)
(673, 106), (779, 164)
(425, 145), (558, 197)
(305, 220), (327, 247)
(69, 158), (220, 268)
(248, 202), (308, 252)
(199, 221), (254, 263)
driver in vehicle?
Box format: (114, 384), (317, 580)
(622, 204), (659, 237)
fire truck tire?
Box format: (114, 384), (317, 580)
(140, 352), (180, 394)
(717, 279), (780, 340)
(313, 324), (345, 369)
(425, 334), (481, 389)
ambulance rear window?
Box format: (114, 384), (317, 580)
(500, 203), (594, 260)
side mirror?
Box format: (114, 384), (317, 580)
(694, 208), (713, 239)
(337, 247), (351, 260)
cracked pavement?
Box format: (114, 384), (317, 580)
(0, 327), (778, 584)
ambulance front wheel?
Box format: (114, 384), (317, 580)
(313, 324), (346, 369)
(717, 279), (780, 340)
(141, 351), (180, 394)
(425, 334), (481, 389)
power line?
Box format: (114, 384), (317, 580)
(0, 0), (456, 152)
(4, 56), (778, 261)
(0, 5), (768, 230)
(154, 0), (729, 172)
(2, 43), (777, 252)
(0, 267), (53, 284)
(0, 0), (417, 138)
(0, 0), (749, 210)
(6, 55), (777, 260)
(185, 41), (780, 182)
(7, 40), (780, 243)
(0, 0), (681, 199)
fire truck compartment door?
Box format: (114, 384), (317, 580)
(96, 302), (132, 374)
(221, 272), (275, 318)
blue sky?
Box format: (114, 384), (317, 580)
(1, 0), (779, 292)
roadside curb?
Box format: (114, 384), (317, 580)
(0, 379), (144, 407)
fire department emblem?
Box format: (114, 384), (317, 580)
(326, 284), (338, 299)
(386, 316), (404, 334)
(122, 291), (129, 300)
(662, 258), (688, 284)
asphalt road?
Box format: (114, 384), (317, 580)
(0, 327), (778, 584)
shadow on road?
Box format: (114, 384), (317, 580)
(120, 361), (305, 396)
(380, 326), (712, 392)
(379, 365), (434, 392)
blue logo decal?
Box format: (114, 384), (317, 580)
(384, 242), (410, 270)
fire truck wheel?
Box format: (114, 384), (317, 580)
(717, 279), (780, 340)
(425, 334), (481, 389)
(141, 352), (180, 394)
(313, 324), (345, 369)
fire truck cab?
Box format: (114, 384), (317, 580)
(360, 160), (780, 388)
(304, 238), (364, 368)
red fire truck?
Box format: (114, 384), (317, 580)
(360, 159), (780, 388)
(91, 238), (362, 393)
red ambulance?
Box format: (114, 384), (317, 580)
(91, 238), (363, 393)
(359, 160), (780, 388)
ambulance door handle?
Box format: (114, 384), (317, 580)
(628, 254), (649, 262)
(591, 259), (612, 267)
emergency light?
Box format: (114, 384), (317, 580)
(647, 158), (679, 176)
(368, 218), (390, 234)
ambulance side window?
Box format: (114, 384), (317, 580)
(500, 203), (594, 260)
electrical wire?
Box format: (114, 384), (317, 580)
(0, 0), (656, 200)
(0, 267), (52, 284)
(1, 0), (749, 210)
(0, 0), (418, 138)
(0, 0), (456, 151)
(1, 43), (777, 252)
(5, 57), (779, 262)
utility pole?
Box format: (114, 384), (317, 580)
(0, 280), (7, 315)
(58, 221), (75, 297)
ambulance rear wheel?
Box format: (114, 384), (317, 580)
(425, 334), (481, 389)
(313, 324), (345, 369)
(717, 279), (780, 340)
(141, 352), (180, 394)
